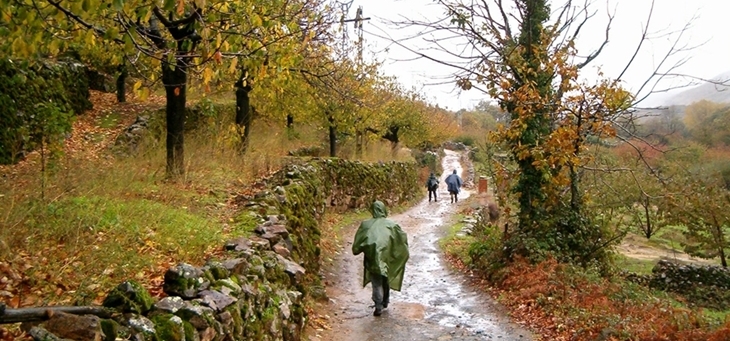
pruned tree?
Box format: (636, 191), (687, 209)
(0, 0), (338, 176)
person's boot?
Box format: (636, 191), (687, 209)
(374, 304), (383, 316)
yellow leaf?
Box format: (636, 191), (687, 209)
(228, 58), (238, 74)
(139, 87), (150, 101)
(203, 67), (213, 84)
(133, 81), (142, 91)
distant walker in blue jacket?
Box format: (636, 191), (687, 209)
(445, 169), (463, 203)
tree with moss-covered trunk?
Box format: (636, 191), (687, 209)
(506, 0), (553, 233)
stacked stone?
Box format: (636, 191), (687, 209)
(624, 259), (730, 310)
(649, 259), (730, 292)
(26, 217), (306, 341)
(22, 158), (422, 340)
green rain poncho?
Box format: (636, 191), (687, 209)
(352, 201), (410, 291)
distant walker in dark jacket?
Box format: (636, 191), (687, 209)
(352, 201), (410, 316)
(445, 169), (463, 203)
(426, 172), (439, 202)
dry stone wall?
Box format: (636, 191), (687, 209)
(625, 259), (730, 310)
(22, 158), (420, 341)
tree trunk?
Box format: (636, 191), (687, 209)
(355, 131), (363, 158)
(720, 246), (727, 267)
(162, 61), (187, 178)
(512, 0), (552, 232)
(235, 76), (253, 153)
(116, 65), (127, 103)
(287, 114), (294, 129)
(0, 305), (113, 324)
(383, 125), (400, 155)
(643, 197), (653, 239)
(328, 113), (336, 157)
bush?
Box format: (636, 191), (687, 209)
(453, 135), (476, 147)
(0, 58), (91, 164)
(412, 149), (440, 173)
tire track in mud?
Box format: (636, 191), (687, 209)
(309, 150), (532, 341)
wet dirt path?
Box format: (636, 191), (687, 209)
(310, 150), (532, 341)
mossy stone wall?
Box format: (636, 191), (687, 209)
(626, 259), (730, 310)
(0, 58), (91, 164)
(25, 158), (421, 341)
(252, 158), (420, 288)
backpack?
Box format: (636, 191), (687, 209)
(427, 178), (438, 190)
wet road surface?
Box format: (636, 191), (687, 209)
(310, 150), (532, 341)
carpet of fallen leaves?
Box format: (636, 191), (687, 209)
(0, 89), (292, 340)
(0, 91), (166, 340)
(444, 253), (730, 341)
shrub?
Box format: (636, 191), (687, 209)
(0, 58), (91, 164)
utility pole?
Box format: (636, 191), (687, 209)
(340, 4), (370, 67)
(339, 4), (370, 157)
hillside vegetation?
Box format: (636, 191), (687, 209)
(0, 88), (458, 339)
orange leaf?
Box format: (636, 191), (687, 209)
(174, 87), (180, 96)
(176, 0), (185, 15)
(9, 296), (19, 308)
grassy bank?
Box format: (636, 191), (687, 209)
(0, 90), (421, 335)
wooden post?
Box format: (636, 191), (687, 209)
(478, 176), (488, 193)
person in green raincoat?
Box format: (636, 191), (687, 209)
(352, 200), (409, 316)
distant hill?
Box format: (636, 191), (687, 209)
(660, 70), (730, 106)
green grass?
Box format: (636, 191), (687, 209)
(0, 90), (449, 310)
(614, 254), (656, 275)
(648, 224), (690, 250)
(439, 214), (476, 266)
(702, 309), (730, 326)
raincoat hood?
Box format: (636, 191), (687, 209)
(369, 200), (388, 218)
(352, 201), (410, 291)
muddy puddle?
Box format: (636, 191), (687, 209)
(309, 150), (532, 341)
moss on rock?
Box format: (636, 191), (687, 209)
(102, 280), (154, 314)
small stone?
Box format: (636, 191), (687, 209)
(127, 315), (156, 335)
(218, 311), (232, 325)
(200, 327), (216, 341)
(198, 290), (237, 312)
(103, 280), (154, 314)
(248, 236), (271, 250)
(41, 312), (103, 341)
(153, 296), (185, 314)
(264, 225), (289, 237)
(204, 260), (230, 280)
(178, 301), (216, 330)
(222, 258), (249, 276)
(163, 263), (209, 299)
(214, 278), (242, 296)
(224, 237), (252, 252)
(273, 243), (291, 258)
(260, 232), (281, 245)
(28, 327), (64, 341)
(277, 255), (306, 282)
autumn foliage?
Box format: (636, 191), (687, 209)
(490, 258), (730, 341)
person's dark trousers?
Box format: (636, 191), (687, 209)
(428, 189), (437, 202)
(450, 191), (458, 203)
(370, 272), (390, 315)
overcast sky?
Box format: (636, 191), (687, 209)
(344, 0), (730, 110)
